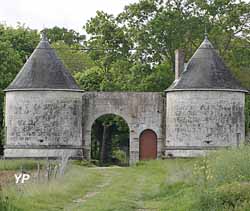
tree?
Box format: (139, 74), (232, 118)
(0, 23), (39, 62)
(85, 11), (132, 71)
(0, 24), (39, 152)
(41, 26), (85, 45)
(83, 0), (250, 92)
(0, 41), (22, 151)
(118, 0), (250, 65)
(91, 114), (129, 165)
(52, 41), (95, 74)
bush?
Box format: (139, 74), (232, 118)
(198, 182), (250, 211)
(193, 147), (250, 188)
(112, 150), (128, 166)
(193, 147), (250, 211)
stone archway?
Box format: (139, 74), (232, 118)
(139, 129), (157, 160)
(90, 113), (130, 166)
(82, 92), (164, 164)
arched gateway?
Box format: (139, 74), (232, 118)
(4, 34), (247, 166)
(91, 114), (130, 165)
(82, 92), (164, 165)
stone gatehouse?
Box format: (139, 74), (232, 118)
(4, 34), (247, 164)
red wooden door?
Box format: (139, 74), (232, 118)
(139, 130), (157, 160)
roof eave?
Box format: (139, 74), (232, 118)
(165, 88), (249, 93)
(4, 88), (85, 93)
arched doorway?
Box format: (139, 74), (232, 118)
(91, 114), (129, 166)
(139, 129), (157, 160)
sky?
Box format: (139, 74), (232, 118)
(0, 0), (138, 33)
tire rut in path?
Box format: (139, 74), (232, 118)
(64, 169), (119, 210)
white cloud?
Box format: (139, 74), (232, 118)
(0, 0), (138, 33)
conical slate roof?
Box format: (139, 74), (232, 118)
(167, 37), (247, 92)
(6, 35), (80, 91)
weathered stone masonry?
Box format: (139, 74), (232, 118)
(5, 90), (83, 158)
(3, 34), (248, 164)
(165, 90), (245, 157)
(82, 92), (164, 164)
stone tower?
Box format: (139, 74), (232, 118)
(3, 33), (248, 162)
(165, 37), (248, 157)
(4, 34), (83, 158)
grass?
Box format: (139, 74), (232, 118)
(4, 165), (105, 211)
(1, 159), (195, 211)
(1, 147), (250, 210)
(0, 159), (41, 171)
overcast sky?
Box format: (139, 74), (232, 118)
(0, 0), (138, 33)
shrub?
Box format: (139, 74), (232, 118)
(193, 147), (250, 188)
(197, 182), (250, 211)
(194, 147), (250, 211)
(112, 150), (128, 166)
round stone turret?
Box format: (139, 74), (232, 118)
(165, 37), (248, 157)
(4, 33), (84, 159)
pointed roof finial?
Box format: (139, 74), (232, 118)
(204, 24), (208, 40)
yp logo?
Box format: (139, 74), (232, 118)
(15, 173), (30, 184)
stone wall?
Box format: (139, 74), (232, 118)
(165, 90), (245, 157)
(82, 92), (164, 164)
(4, 90), (83, 158)
(5, 89), (245, 162)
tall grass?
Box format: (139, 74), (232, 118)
(193, 146), (250, 211)
(0, 159), (40, 171)
(0, 186), (20, 211)
(1, 148), (250, 211)
(2, 165), (105, 211)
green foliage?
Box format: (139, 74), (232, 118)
(116, 0), (250, 65)
(0, 194), (20, 211)
(0, 23), (39, 62)
(3, 155), (250, 211)
(2, 165), (105, 211)
(197, 183), (250, 211)
(74, 66), (105, 91)
(85, 11), (131, 69)
(193, 147), (250, 210)
(52, 41), (95, 74)
(72, 160), (95, 167)
(42, 26), (85, 45)
(0, 24), (39, 149)
(1, 160), (187, 211)
(0, 159), (42, 171)
(194, 147), (250, 187)
(112, 149), (128, 166)
(225, 38), (250, 89)
(0, 40), (22, 91)
(136, 62), (174, 91)
(0, 40), (22, 148)
(91, 114), (129, 165)
(78, 0), (250, 95)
